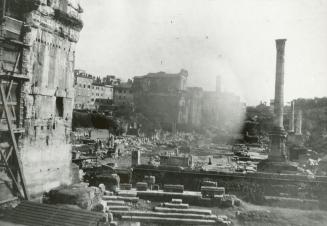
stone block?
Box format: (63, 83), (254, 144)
(136, 182), (148, 191)
(201, 186), (225, 198)
(120, 183), (132, 190)
(152, 184), (160, 190)
(171, 199), (183, 204)
(163, 202), (189, 209)
(220, 195), (235, 208)
(47, 186), (102, 210)
(202, 181), (217, 187)
(163, 184), (184, 193)
(99, 183), (106, 193)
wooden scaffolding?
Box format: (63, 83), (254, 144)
(0, 0), (29, 200)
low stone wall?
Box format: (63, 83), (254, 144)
(132, 168), (327, 204)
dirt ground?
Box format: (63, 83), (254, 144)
(129, 199), (327, 226)
(211, 202), (327, 226)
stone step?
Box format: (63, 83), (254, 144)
(111, 210), (218, 220)
(121, 216), (217, 225)
(163, 184), (184, 193)
(163, 202), (189, 209)
(104, 190), (114, 196)
(107, 200), (126, 206)
(107, 206), (131, 211)
(171, 198), (183, 204)
(202, 181), (218, 187)
(117, 190), (137, 197)
(154, 207), (212, 215)
(201, 186), (225, 192)
(102, 195), (139, 203)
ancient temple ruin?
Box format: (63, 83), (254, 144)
(0, 0), (83, 200)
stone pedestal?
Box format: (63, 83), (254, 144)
(268, 127), (287, 161)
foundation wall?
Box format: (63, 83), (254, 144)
(132, 168), (327, 202)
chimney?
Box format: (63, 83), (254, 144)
(273, 39), (286, 129)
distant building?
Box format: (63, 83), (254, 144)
(74, 71), (93, 109)
(202, 91), (219, 126)
(74, 70), (114, 110)
(133, 69), (188, 131)
(94, 98), (114, 112)
(202, 76), (245, 132)
(186, 87), (203, 127)
(103, 75), (121, 86)
(217, 91), (245, 132)
(113, 79), (134, 106)
(90, 84), (113, 106)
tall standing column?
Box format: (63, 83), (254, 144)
(288, 100), (295, 132)
(274, 39), (286, 129)
(269, 39), (287, 161)
(295, 109), (302, 135)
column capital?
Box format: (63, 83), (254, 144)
(275, 39), (287, 51)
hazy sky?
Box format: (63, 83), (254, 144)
(76, 0), (327, 105)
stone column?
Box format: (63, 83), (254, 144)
(273, 39), (286, 129)
(288, 100), (295, 132)
(131, 150), (141, 167)
(269, 39), (287, 161)
(295, 109), (302, 135)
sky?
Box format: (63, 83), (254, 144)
(76, 0), (327, 106)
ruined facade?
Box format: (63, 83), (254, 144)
(133, 69), (188, 130)
(202, 91), (219, 126)
(113, 80), (133, 106)
(185, 87), (203, 128)
(1, 0), (83, 197)
(202, 76), (244, 132)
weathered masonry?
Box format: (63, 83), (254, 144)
(0, 0), (83, 200)
(133, 69), (189, 131)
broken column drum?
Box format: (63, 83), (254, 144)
(269, 39), (287, 161)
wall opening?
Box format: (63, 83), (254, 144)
(56, 97), (64, 117)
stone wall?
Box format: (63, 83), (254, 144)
(185, 87), (203, 128)
(74, 75), (93, 109)
(4, 0), (83, 197)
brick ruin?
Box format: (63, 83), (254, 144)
(1, 0), (83, 198)
(133, 69), (189, 131)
